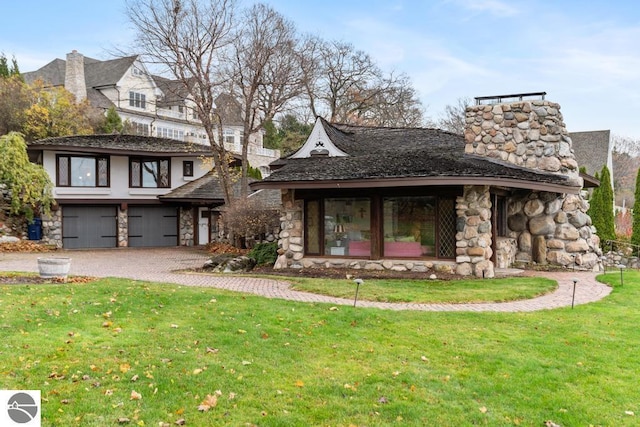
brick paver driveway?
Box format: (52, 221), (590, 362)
(0, 247), (612, 312)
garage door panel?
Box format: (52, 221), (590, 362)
(62, 206), (117, 249)
(128, 206), (178, 247)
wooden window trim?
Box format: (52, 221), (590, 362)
(56, 154), (110, 187)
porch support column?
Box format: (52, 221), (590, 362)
(455, 185), (495, 278)
(117, 206), (128, 247)
(274, 189), (303, 269)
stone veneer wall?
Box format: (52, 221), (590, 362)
(455, 186), (494, 278)
(495, 237), (517, 269)
(464, 100), (602, 272)
(179, 207), (194, 246)
(507, 192), (601, 270)
(41, 208), (62, 248)
(118, 207), (128, 247)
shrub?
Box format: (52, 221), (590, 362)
(248, 242), (278, 266)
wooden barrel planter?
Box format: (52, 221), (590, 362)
(37, 257), (72, 279)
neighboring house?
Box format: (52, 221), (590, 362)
(252, 94), (603, 277)
(569, 130), (613, 188)
(27, 134), (240, 248)
(22, 50), (279, 176)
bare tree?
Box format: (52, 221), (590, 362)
(229, 3), (304, 195)
(126, 0), (237, 204)
(355, 72), (424, 127)
(436, 97), (472, 135)
(301, 39), (423, 126)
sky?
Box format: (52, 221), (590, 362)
(2, 0), (640, 140)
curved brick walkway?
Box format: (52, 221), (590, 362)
(0, 247), (612, 312)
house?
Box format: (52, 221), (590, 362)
(22, 50), (279, 176)
(27, 133), (239, 248)
(251, 93), (603, 277)
(569, 130), (613, 178)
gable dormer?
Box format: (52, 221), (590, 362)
(288, 118), (348, 159)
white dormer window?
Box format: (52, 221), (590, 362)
(132, 66), (145, 76)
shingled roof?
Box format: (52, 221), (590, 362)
(159, 173), (280, 207)
(253, 118), (581, 194)
(28, 134), (213, 157)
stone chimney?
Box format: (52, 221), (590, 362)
(464, 92), (581, 187)
(65, 50), (87, 102)
(458, 93), (603, 272)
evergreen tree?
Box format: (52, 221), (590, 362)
(98, 106), (123, 133)
(588, 166), (615, 247)
(632, 168), (640, 246)
(598, 166), (615, 243)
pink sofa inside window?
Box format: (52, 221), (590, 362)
(348, 240), (370, 256)
(383, 241), (422, 257)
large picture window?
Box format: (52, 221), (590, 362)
(383, 196), (436, 257)
(130, 158), (170, 188)
(323, 198), (371, 257)
(303, 192), (457, 259)
(57, 155), (109, 187)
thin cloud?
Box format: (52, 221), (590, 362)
(450, 0), (520, 17)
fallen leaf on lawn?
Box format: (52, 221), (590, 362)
(378, 396), (388, 404)
(193, 368), (203, 375)
(175, 419), (185, 426)
(130, 390), (142, 400)
(206, 347), (219, 354)
(479, 406), (488, 414)
(102, 321), (113, 328)
(103, 311), (112, 319)
(120, 363), (131, 373)
(421, 356), (429, 362)
(61, 399), (70, 404)
(198, 393), (219, 411)
(329, 306), (338, 311)
(242, 360), (251, 366)
(170, 324), (179, 329)
(131, 374), (139, 382)
(229, 392), (236, 400)
(117, 417), (130, 424)
(175, 408), (184, 415)
(294, 380), (304, 387)
(626, 411), (635, 416)
(392, 371), (400, 377)
(237, 329), (247, 334)
(105, 390), (113, 396)
(90, 364), (99, 372)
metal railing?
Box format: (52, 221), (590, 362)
(604, 240), (640, 258)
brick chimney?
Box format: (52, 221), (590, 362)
(65, 50), (87, 102)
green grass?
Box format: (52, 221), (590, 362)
(287, 276), (557, 303)
(0, 270), (637, 426)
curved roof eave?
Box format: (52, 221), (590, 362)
(251, 176), (582, 195)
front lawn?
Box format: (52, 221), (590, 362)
(287, 276), (557, 303)
(0, 271), (637, 426)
